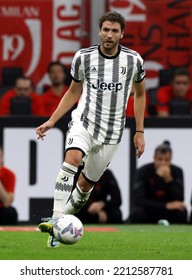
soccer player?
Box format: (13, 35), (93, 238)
(36, 11), (146, 247)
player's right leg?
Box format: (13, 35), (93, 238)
(39, 122), (90, 247)
(52, 161), (79, 218)
(38, 160), (80, 248)
(39, 217), (59, 248)
(38, 159), (81, 248)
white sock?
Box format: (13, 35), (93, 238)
(52, 162), (77, 218)
(64, 183), (93, 214)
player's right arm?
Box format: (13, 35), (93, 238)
(36, 80), (82, 140)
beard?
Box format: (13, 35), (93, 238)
(103, 40), (116, 50)
(100, 39), (119, 55)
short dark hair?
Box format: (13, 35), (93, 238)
(154, 140), (172, 155)
(173, 67), (190, 79)
(47, 61), (67, 73)
(99, 11), (126, 31)
(15, 76), (33, 87)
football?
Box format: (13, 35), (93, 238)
(53, 214), (84, 245)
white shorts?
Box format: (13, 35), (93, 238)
(65, 121), (119, 182)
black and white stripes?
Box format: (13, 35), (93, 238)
(70, 44), (146, 144)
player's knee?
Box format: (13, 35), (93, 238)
(65, 150), (83, 167)
(64, 156), (81, 167)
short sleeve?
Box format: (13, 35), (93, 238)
(133, 54), (146, 83)
(70, 50), (84, 82)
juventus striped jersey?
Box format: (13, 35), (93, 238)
(70, 45), (146, 144)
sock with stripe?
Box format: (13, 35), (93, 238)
(52, 162), (78, 218)
(64, 183), (93, 214)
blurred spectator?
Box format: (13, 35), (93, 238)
(0, 76), (44, 116)
(126, 87), (149, 117)
(156, 68), (192, 117)
(189, 194), (192, 224)
(0, 145), (18, 225)
(127, 141), (188, 224)
(75, 168), (123, 224)
(42, 61), (77, 116)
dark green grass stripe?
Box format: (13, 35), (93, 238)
(0, 225), (191, 260)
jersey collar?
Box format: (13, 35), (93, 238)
(98, 45), (121, 59)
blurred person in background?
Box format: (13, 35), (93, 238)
(42, 61), (77, 116)
(0, 145), (18, 225)
(75, 168), (123, 224)
(189, 193), (192, 224)
(127, 141), (188, 224)
(126, 86), (149, 118)
(0, 76), (44, 116)
(156, 68), (192, 117)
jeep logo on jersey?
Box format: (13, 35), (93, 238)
(92, 79), (123, 92)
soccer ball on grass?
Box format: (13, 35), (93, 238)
(53, 214), (83, 245)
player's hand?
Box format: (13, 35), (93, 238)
(134, 132), (145, 158)
(35, 120), (54, 140)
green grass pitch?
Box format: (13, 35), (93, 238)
(0, 224), (192, 260)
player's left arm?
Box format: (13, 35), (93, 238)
(133, 80), (145, 158)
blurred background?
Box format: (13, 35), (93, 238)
(0, 0), (192, 224)
(0, 0), (191, 92)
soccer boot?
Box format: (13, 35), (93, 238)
(47, 235), (60, 248)
(38, 217), (60, 248)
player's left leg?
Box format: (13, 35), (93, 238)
(64, 143), (119, 215)
(64, 174), (94, 214)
